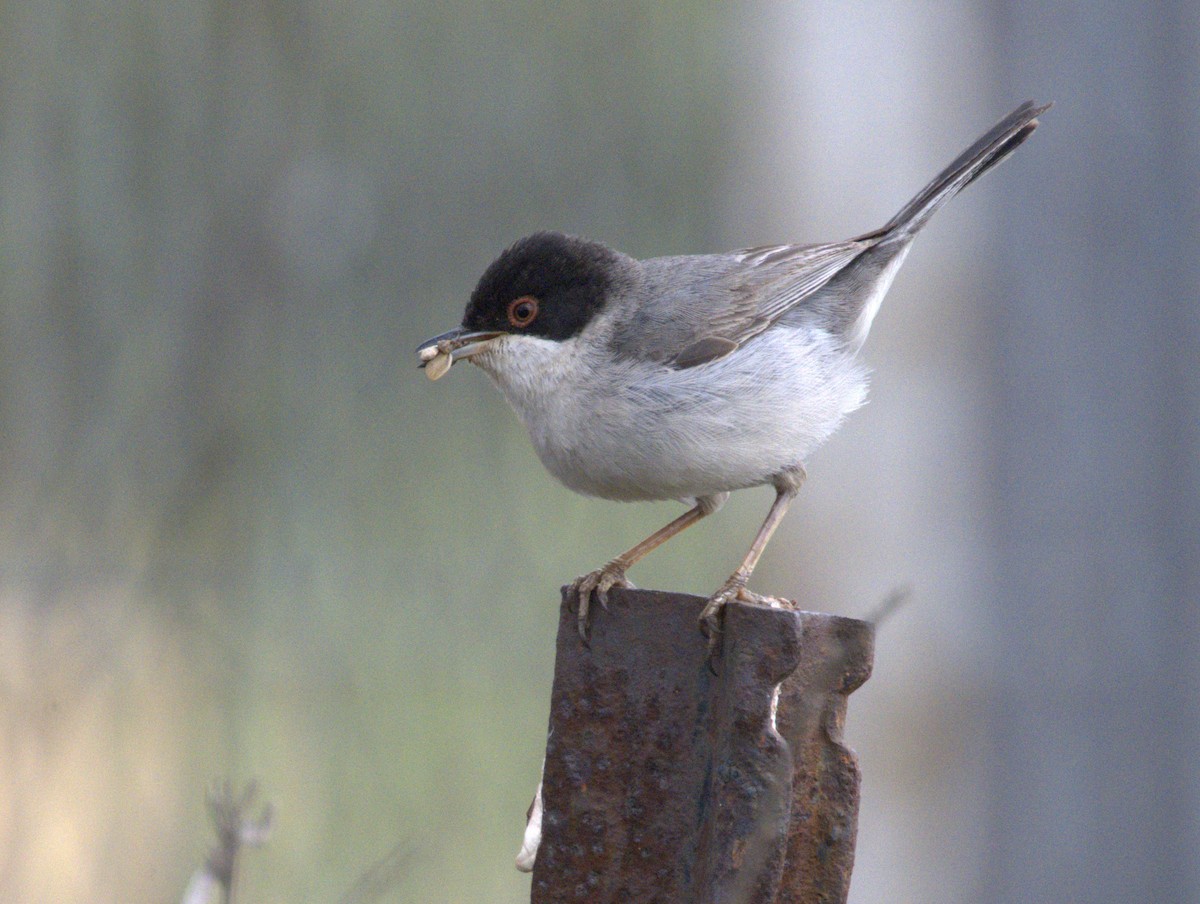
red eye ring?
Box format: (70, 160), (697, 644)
(507, 296), (539, 328)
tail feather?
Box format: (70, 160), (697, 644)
(828, 100), (1050, 351)
(881, 100), (1051, 238)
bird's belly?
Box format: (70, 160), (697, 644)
(525, 330), (868, 501)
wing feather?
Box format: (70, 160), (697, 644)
(661, 239), (872, 368)
(609, 238), (875, 368)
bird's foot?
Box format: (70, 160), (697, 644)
(570, 562), (634, 641)
(698, 572), (753, 653)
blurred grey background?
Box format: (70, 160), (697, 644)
(2, 2), (1197, 902)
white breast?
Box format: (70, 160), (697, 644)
(470, 327), (868, 502)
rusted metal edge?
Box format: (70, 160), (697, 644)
(529, 587), (873, 904)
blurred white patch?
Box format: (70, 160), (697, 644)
(180, 870), (220, 904)
(515, 778), (544, 873)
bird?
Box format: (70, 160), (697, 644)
(418, 100), (1049, 644)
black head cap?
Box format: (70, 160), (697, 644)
(462, 232), (627, 341)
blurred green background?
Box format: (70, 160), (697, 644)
(2, 3), (1197, 903)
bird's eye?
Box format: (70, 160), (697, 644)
(507, 296), (539, 328)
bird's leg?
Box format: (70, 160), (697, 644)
(573, 493), (727, 640)
(699, 467), (805, 644)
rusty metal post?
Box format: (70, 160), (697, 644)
(530, 588), (873, 904)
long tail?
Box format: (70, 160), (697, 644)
(880, 100), (1051, 239)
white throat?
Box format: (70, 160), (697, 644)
(471, 334), (586, 416)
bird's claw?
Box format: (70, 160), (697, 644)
(698, 574), (752, 654)
(570, 563), (633, 641)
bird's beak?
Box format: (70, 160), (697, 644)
(416, 327), (503, 381)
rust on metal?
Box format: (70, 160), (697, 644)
(774, 611), (874, 904)
(530, 588), (873, 904)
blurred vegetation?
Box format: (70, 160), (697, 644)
(0, 2), (742, 901)
(15, 4), (1185, 903)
